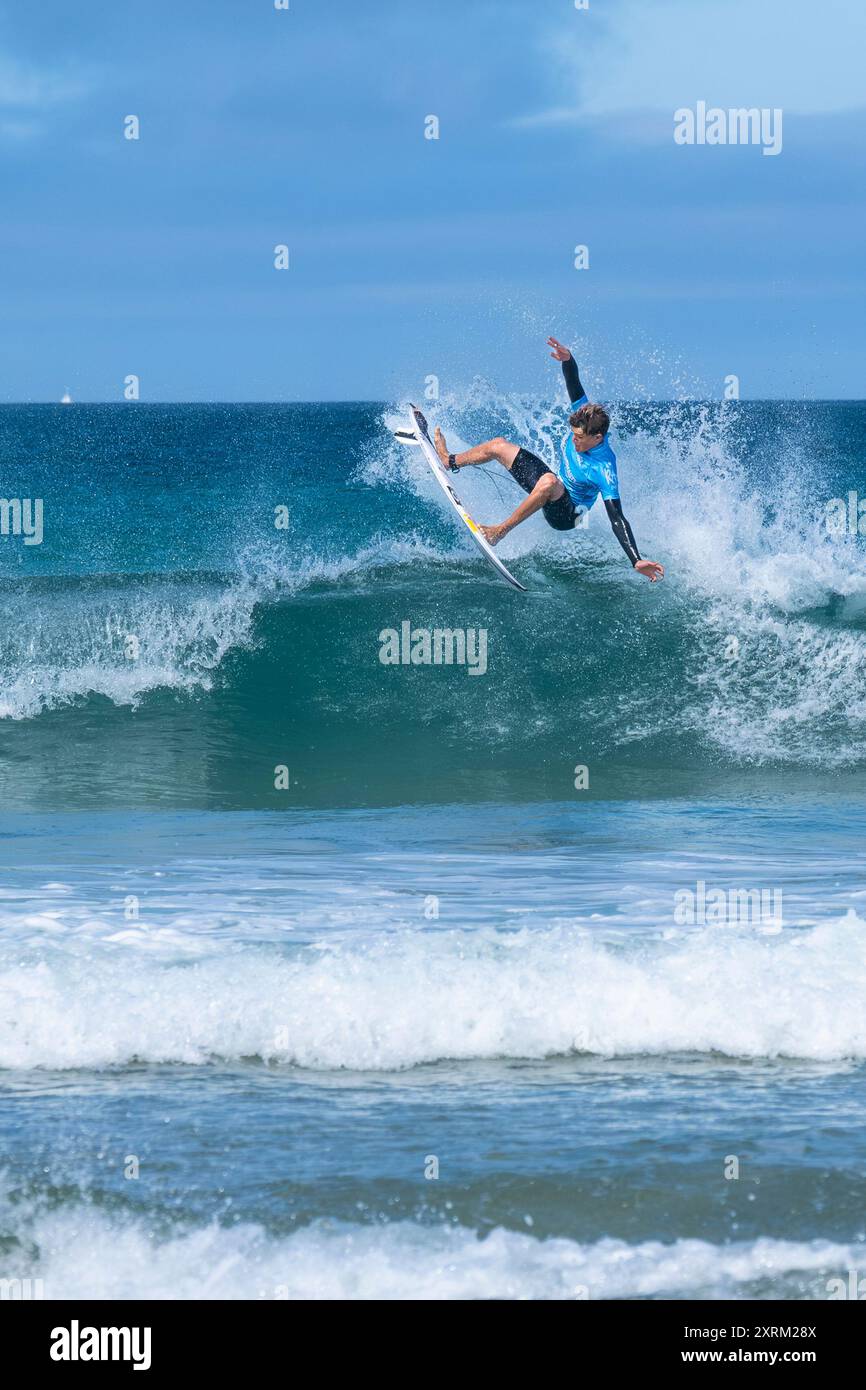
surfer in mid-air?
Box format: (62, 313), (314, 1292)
(433, 337), (664, 582)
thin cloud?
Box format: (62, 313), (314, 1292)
(512, 0), (866, 128)
(0, 57), (93, 109)
(505, 106), (586, 131)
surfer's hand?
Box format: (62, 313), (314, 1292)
(547, 337), (572, 362)
(480, 523), (508, 547)
(634, 559), (664, 583)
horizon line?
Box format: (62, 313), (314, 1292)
(1, 397), (864, 407)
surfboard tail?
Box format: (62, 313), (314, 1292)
(397, 407), (527, 592)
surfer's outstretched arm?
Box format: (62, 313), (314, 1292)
(604, 498), (641, 565)
(547, 337), (586, 404)
(604, 498), (664, 581)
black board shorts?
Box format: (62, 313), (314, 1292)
(509, 447), (579, 531)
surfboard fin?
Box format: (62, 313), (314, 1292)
(393, 429), (420, 446)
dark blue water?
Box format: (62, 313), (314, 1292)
(2, 398), (866, 1298)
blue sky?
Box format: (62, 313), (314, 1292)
(1, 0), (864, 400)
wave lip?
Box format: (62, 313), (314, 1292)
(3, 914), (866, 1071)
(0, 575), (260, 721)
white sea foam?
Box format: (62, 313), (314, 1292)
(3, 1199), (861, 1300)
(2, 913), (866, 1070)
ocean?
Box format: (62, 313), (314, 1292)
(2, 394), (866, 1300)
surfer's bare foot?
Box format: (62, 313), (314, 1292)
(433, 427), (451, 468)
(480, 523), (508, 546)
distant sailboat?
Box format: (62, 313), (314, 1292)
(60, 390), (73, 404)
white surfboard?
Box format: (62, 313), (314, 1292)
(396, 405), (526, 592)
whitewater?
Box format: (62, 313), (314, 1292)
(2, 395), (866, 1300)
(2, 396), (866, 776)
